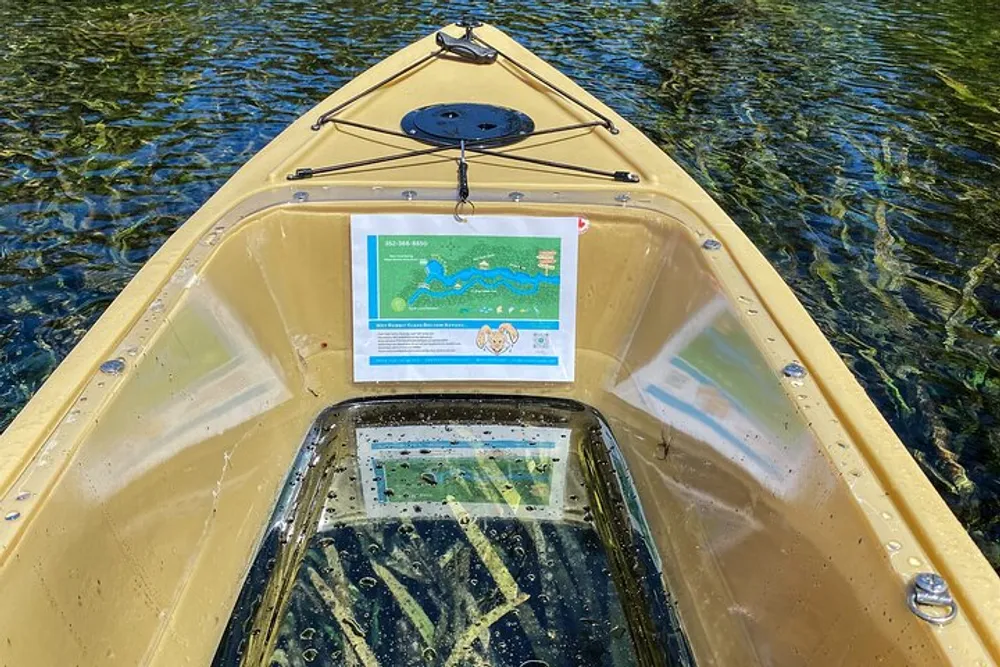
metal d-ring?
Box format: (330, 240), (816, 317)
(906, 573), (958, 626)
(454, 198), (475, 222)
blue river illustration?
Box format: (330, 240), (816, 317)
(407, 260), (559, 305)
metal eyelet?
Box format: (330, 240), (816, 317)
(907, 573), (957, 626)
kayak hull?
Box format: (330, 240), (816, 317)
(0, 23), (996, 666)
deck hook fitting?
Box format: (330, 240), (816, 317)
(907, 573), (958, 626)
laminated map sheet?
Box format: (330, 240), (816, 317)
(350, 214), (579, 382)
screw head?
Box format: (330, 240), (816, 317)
(782, 362), (807, 379)
(15, 491), (30, 501)
(100, 358), (126, 375)
(508, 191), (525, 202)
(4, 511), (20, 521)
(615, 193), (631, 203)
(915, 572), (948, 595)
(702, 239), (722, 251)
(401, 190), (417, 201)
(293, 191), (309, 203)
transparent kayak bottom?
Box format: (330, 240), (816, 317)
(214, 396), (694, 667)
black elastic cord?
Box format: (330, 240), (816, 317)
(463, 145), (639, 182)
(472, 35), (620, 134)
(294, 119), (638, 182)
(520, 120), (605, 138)
(293, 26), (637, 183)
(288, 143), (638, 183)
(311, 30), (620, 135)
(311, 48), (444, 130)
(287, 145), (453, 180)
(328, 118), (604, 144)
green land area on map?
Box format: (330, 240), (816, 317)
(378, 456), (554, 506)
(376, 234), (561, 320)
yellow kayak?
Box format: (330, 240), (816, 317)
(1, 22), (997, 667)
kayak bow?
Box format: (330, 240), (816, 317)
(0, 21), (997, 667)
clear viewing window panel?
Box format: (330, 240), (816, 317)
(214, 395), (694, 667)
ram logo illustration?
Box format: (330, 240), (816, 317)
(476, 323), (519, 355)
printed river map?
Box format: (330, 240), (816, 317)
(376, 235), (562, 320)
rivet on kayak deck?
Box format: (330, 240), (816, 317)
(782, 362), (807, 379)
(4, 511), (20, 521)
(508, 191), (525, 202)
(401, 190), (417, 201)
(615, 193), (630, 203)
(293, 191), (309, 202)
(100, 358), (127, 375)
(702, 239), (722, 250)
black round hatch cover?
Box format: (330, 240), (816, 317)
(401, 103), (535, 148)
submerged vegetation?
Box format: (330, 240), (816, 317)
(1, 0), (998, 568)
(643, 0), (1000, 568)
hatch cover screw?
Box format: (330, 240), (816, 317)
(100, 358), (127, 375)
(782, 362), (807, 379)
(702, 238), (722, 251)
(4, 511), (20, 521)
(293, 191), (309, 203)
(509, 191), (525, 202)
(908, 573), (957, 625)
(615, 193), (630, 203)
(402, 190), (417, 201)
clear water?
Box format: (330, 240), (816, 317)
(1, 1), (998, 569)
